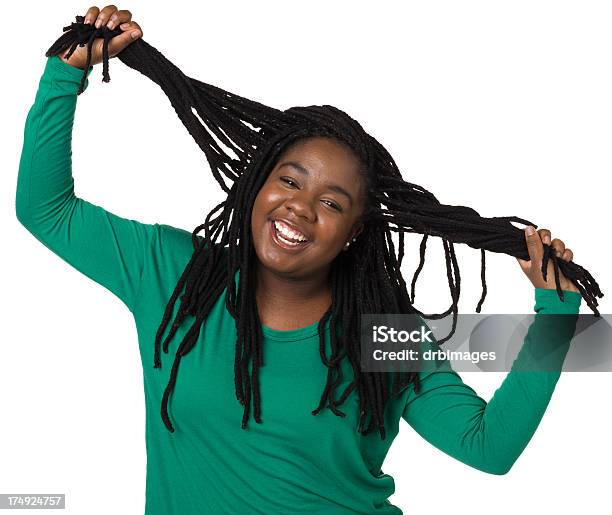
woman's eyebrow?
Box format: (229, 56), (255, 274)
(279, 161), (354, 206)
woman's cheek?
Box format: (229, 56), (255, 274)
(320, 224), (345, 253)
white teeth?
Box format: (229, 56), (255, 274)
(274, 221), (307, 242)
(277, 232), (301, 246)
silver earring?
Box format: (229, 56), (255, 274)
(344, 237), (357, 250)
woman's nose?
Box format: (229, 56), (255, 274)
(284, 192), (315, 221)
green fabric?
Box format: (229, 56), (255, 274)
(16, 55), (583, 515)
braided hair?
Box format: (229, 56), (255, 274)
(46, 16), (603, 440)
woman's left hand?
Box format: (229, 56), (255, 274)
(516, 226), (580, 293)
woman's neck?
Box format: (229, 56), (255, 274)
(255, 266), (332, 331)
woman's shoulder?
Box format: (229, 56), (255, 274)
(156, 223), (226, 258)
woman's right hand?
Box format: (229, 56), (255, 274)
(60, 5), (143, 70)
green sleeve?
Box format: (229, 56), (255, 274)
(15, 56), (159, 313)
(402, 287), (582, 475)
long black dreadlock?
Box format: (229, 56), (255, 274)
(46, 16), (603, 440)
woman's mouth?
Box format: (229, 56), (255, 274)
(269, 220), (311, 251)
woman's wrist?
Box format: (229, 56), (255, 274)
(59, 53), (87, 70)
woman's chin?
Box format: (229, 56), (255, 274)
(257, 249), (304, 274)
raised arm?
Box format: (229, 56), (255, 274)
(15, 53), (157, 314)
(402, 287), (582, 475)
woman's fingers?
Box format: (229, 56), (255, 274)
(551, 238), (566, 257)
(538, 228), (551, 245)
(524, 226), (544, 265)
(517, 226), (577, 291)
(118, 19), (142, 35)
(107, 9), (132, 30)
(107, 20), (143, 57)
(536, 227), (570, 259)
(83, 6), (100, 25)
(95, 4), (118, 28)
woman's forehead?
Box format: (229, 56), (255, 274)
(278, 138), (362, 178)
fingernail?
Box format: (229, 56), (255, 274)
(95, 19), (102, 28)
(543, 235), (551, 245)
(120, 23), (129, 29)
(107, 21), (115, 30)
(131, 30), (141, 39)
(526, 226), (535, 235)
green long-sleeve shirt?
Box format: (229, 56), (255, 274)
(16, 55), (582, 515)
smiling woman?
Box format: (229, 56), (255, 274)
(14, 8), (603, 515)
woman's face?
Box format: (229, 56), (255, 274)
(251, 136), (366, 280)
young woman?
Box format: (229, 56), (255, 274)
(16, 5), (587, 514)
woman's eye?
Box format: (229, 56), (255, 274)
(322, 200), (342, 211)
(280, 177), (297, 187)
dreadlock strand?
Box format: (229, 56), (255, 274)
(411, 234), (429, 303)
(475, 249), (488, 313)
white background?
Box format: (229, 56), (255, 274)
(2, 1), (610, 513)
